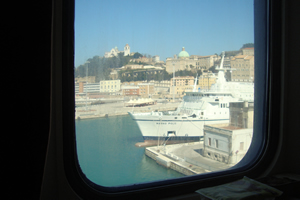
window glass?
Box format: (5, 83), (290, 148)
(75, 0), (254, 187)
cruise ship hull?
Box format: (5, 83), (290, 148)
(129, 112), (229, 145)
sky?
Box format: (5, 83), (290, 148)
(75, 0), (254, 67)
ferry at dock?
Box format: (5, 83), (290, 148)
(128, 52), (254, 146)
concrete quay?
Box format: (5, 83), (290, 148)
(75, 101), (180, 119)
(145, 142), (234, 176)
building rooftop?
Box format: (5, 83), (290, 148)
(231, 55), (254, 60)
(219, 126), (243, 130)
(172, 76), (194, 79)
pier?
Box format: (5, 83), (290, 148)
(75, 101), (180, 119)
(145, 142), (233, 176)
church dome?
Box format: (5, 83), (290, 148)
(178, 47), (189, 58)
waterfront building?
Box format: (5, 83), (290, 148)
(121, 85), (140, 96)
(100, 80), (121, 93)
(122, 81), (143, 86)
(75, 82), (100, 94)
(203, 101), (254, 165)
(149, 80), (171, 87)
(230, 55), (254, 82)
(138, 83), (155, 98)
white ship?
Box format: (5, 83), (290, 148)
(128, 52), (254, 146)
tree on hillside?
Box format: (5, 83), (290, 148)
(75, 53), (133, 81)
(241, 43), (254, 48)
(224, 51), (241, 57)
(133, 52), (143, 58)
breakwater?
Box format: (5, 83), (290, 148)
(145, 147), (198, 176)
(144, 142), (231, 176)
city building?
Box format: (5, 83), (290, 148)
(124, 43), (130, 56)
(130, 56), (152, 64)
(99, 80), (121, 93)
(75, 82), (100, 94)
(149, 80), (171, 87)
(153, 55), (160, 63)
(104, 44), (130, 58)
(122, 81), (143, 86)
(120, 68), (164, 79)
(203, 101), (254, 165)
(242, 47), (254, 56)
(171, 76), (194, 87)
(230, 55), (255, 82)
(138, 83), (155, 98)
(166, 47), (218, 73)
(170, 76), (195, 96)
(104, 46), (120, 58)
(121, 85), (139, 96)
(124, 64), (144, 69)
(197, 73), (217, 91)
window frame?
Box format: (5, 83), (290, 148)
(58, 0), (284, 198)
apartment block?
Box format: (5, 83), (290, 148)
(138, 83), (155, 98)
(121, 86), (140, 96)
(231, 55), (254, 82)
(100, 80), (121, 93)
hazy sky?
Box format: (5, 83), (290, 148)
(75, 0), (254, 67)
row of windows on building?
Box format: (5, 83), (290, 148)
(208, 138), (244, 151)
(100, 81), (119, 84)
(100, 85), (118, 89)
(232, 79), (253, 82)
(232, 64), (251, 67)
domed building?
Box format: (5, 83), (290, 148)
(166, 47), (218, 74)
(178, 47), (190, 58)
(166, 47), (194, 73)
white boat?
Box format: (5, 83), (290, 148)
(128, 52), (254, 146)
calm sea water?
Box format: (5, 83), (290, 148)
(75, 115), (184, 187)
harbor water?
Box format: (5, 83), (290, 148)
(75, 115), (184, 187)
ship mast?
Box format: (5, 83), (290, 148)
(215, 51), (226, 91)
(193, 73), (198, 92)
